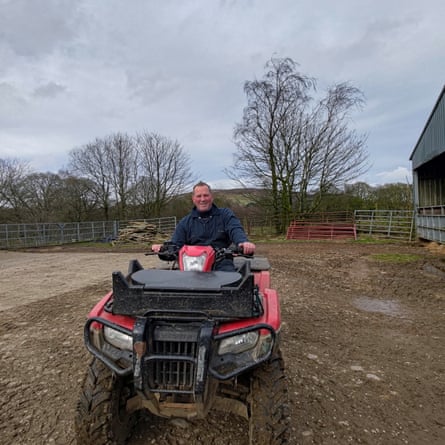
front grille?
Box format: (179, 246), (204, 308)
(144, 323), (202, 394)
(149, 340), (197, 391)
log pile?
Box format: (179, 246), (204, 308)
(113, 221), (170, 245)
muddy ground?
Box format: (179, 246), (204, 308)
(0, 241), (444, 445)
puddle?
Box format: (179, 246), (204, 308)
(423, 263), (445, 278)
(352, 296), (406, 317)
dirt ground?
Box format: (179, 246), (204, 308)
(0, 240), (444, 445)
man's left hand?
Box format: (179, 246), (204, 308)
(239, 242), (256, 255)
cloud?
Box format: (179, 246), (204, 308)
(376, 167), (412, 185)
(0, 0), (444, 187)
(126, 70), (182, 106)
(0, 82), (27, 126)
(0, 0), (80, 57)
(33, 82), (67, 98)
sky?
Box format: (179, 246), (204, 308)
(1, 0), (444, 189)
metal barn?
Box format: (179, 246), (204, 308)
(410, 85), (445, 243)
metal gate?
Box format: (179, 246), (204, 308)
(353, 210), (415, 241)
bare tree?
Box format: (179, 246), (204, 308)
(345, 181), (376, 205)
(230, 58), (313, 230)
(58, 171), (101, 221)
(230, 57), (369, 232)
(19, 172), (66, 222)
(0, 162), (75, 222)
(133, 132), (193, 217)
(69, 131), (192, 219)
(69, 138), (113, 220)
(375, 183), (413, 210)
(297, 83), (369, 213)
(104, 133), (137, 219)
(0, 158), (32, 221)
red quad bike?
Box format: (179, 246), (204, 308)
(75, 243), (290, 445)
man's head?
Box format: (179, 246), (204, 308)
(192, 181), (213, 212)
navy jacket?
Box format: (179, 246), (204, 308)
(171, 204), (249, 249)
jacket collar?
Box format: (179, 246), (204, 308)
(191, 203), (219, 218)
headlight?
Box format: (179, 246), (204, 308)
(103, 326), (133, 351)
(218, 331), (259, 355)
(182, 253), (207, 271)
(212, 331), (274, 378)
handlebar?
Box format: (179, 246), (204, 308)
(215, 245), (252, 259)
(146, 243), (253, 261)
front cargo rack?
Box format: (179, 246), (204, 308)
(111, 260), (263, 319)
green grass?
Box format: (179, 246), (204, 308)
(250, 236), (287, 243)
(354, 236), (409, 245)
(368, 253), (422, 263)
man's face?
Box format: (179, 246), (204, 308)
(192, 186), (213, 212)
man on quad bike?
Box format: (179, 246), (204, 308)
(152, 181), (256, 271)
(75, 180), (289, 445)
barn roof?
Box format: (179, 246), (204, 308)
(410, 85), (445, 169)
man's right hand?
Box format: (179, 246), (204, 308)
(151, 244), (162, 252)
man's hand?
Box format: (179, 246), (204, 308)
(239, 241), (256, 255)
(151, 244), (162, 252)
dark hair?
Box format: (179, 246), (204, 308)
(192, 181), (212, 194)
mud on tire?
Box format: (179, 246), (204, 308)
(74, 358), (136, 445)
(249, 351), (290, 444)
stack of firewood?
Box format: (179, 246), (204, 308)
(113, 221), (170, 244)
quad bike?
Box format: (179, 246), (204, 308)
(75, 243), (289, 444)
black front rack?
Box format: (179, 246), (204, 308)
(111, 260), (263, 319)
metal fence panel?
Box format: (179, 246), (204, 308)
(414, 206), (445, 243)
(0, 212), (418, 248)
(354, 210), (415, 241)
(0, 217), (176, 249)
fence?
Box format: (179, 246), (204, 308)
(244, 211), (416, 241)
(0, 211), (418, 249)
(354, 210), (415, 241)
(0, 217), (177, 249)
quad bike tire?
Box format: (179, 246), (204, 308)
(248, 350), (290, 444)
(74, 358), (136, 445)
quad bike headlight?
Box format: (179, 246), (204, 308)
(212, 330), (274, 378)
(103, 326), (133, 351)
(218, 331), (259, 355)
(182, 253), (207, 271)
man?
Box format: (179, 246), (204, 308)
(152, 181), (255, 271)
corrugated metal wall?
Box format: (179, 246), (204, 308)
(411, 86), (445, 169)
(410, 86), (445, 243)
(413, 213), (445, 243)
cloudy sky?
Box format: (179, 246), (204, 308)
(1, 0), (444, 188)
